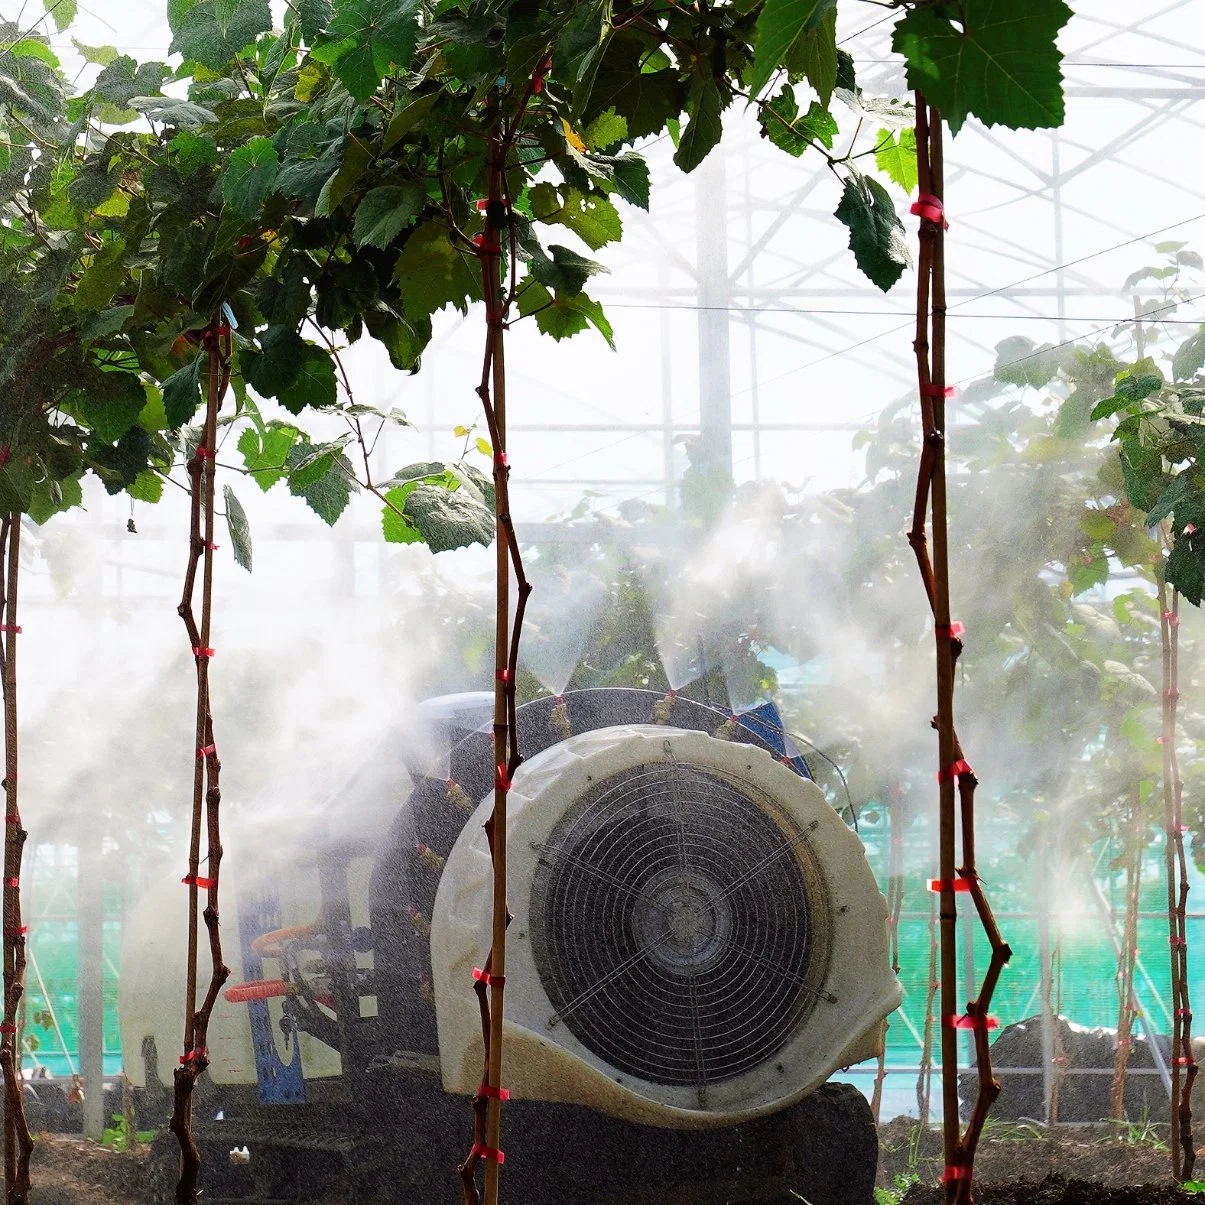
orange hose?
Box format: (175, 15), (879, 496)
(224, 979), (288, 1003)
(250, 924), (320, 957)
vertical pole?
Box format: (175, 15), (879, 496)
(695, 147), (732, 479)
(1037, 842), (1055, 1124)
(77, 836), (105, 1140)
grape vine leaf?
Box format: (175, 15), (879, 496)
(873, 128), (918, 194)
(750, 0), (835, 98)
(222, 482), (252, 570)
(393, 222), (482, 317)
(1173, 327), (1205, 383)
(781, 6), (838, 108)
(168, 0), (273, 72)
(321, 0), (421, 102)
(402, 483), (494, 553)
(760, 86), (837, 155)
(223, 136), (280, 220)
(674, 79), (723, 173)
(237, 422), (299, 492)
(353, 182), (426, 249)
(287, 442), (354, 524)
(162, 354), (204, 427)
(277, 344), (337, 414)
(892, 0), (1073, 135)
(834, 171), (910, 292)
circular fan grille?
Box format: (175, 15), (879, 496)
(529, 760), (831, 1096)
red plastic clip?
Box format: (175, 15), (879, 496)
(196, 744), (216, 759)
(192, 646), (215, 658)
(495, 764), (512, 792)
(922, 384), (955, 399)
(0, 1024), (16, 1035)
(205, 542), (219, 552)
(495, 450), (509, 468)
(477, 1081), (511, 1101)
(532, 53), (552, 94)
(475, 198), (511, 212)
(1117, 1037), (1133, 1048)
(1165, 688), (1181, 699)
(937, 759), (973, 784)
(182, 875), (216, 889)
(929, 878), (972, 893)
(3, 878), (17, 889)
(496, 668), (512, 683)
(935, 622), (965, 639)
(940, 1165), (969, 1183)
(471, 1142), (505, 1165)
(4, 815), (18, 825)
(4, 926), (28, 937)
(1174, 1056), (1196, 1067)
(1170, 936), (1187, 948)
(1186, 523), (1198, 535)
(179, 1047), (208, 1065)
(946, 1014), (999, 1031)
(1162, 610), (1181, 626)
(196, 446), (216, 460)
(473, 967), (505, 988)
(911, 193), (949, 228)
(1176, 1008), (1192, 1018)
(472, 234), (502, 255)
(0, 625), (21, 634)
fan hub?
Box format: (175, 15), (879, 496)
(632, 869), (732, 974)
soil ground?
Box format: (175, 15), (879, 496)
(880, 1116), (1205, 1204)
(7, 1120), (1205, 1202)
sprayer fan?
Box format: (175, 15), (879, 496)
(529, 760), (831, 1102)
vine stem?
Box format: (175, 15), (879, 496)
(908, 95), (1010, 1204)
(1158, 578), (1196, 1180)
(1108, 799), (1142, 1123)
(458, 104), (534, 1205)
(169, 325), (232, 1203)
(0, 514), (32, 1205)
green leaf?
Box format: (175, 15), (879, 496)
(169, 0), (273, 71)
(244, 326), (305, 398)
(162, 355), (204, 427)
(382, 93), (438, 152)
(1166, 536), (1205, 607)
(46, 0), (78, 32)
(381, 487), (423, 543)
(750, 0), (833, 97)
(402, 483), (494, 553)
(353, 182), (425, 249)
(71, 371), (146, 444)
(873, 128), (918, 194)
(760, 87), (836, 156)
(237, 422), (298, 492)
(74, 238), (127, 310)
(223, 136), (280, 220)
(834, 171), (910, 293)
(392, 221), (481, 318)
(127, 470), (163, 504)
(73, 40), (119, 66)
(363, 309), (429, 371)
(169, 130), (219, 177)
(1146, 475), (1186, 526)
(277, 344), (337, 414)
(674, 79), (722, 173)
(587, 47), (681, 142)
(530, 245), (608, 297)
(223, 483), (252, 570)
(606, 152), (650, 210)
(586, 109), (627, 151)
(1091, 365), (1165, 421)
(1173, 327), (1205, 383)
(892, 0), (1073, 135)
(782, 6), (838, 108)
(324, 0), (420, 102)
(287, 444), (354, 524)
(517, 279), (615, 349)
(295, 0), (332, 41)
(995, 336), (1068, 389)
(554, 188), (622, 250)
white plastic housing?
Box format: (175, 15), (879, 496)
(431, 724), (901, 1128)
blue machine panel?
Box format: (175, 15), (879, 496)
(237, 890), (306, 1105)
(735, 701), (813, 780)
